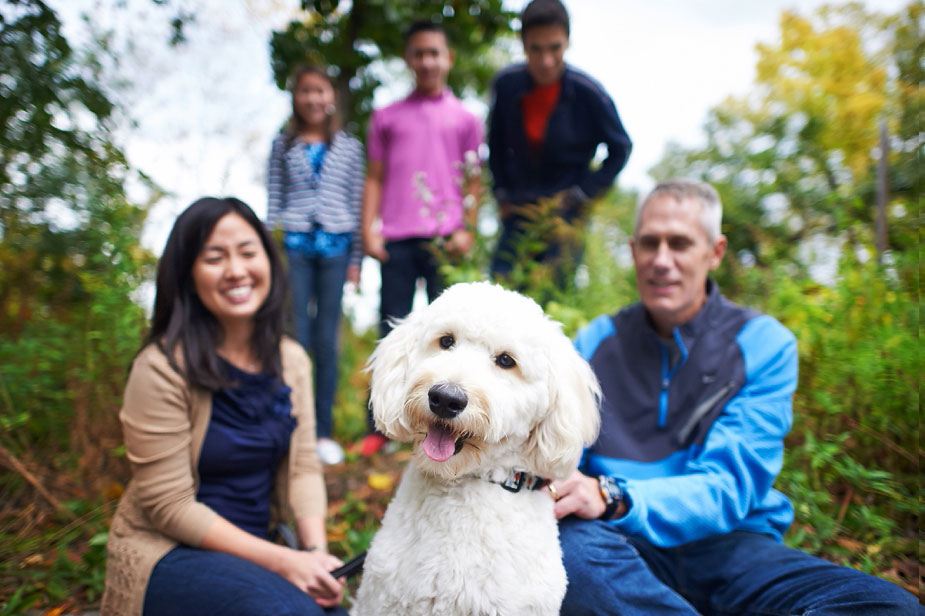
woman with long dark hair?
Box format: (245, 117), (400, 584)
(101, 197), (347, 615)
(266, 65), (365, 466)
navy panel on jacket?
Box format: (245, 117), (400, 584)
(586, 287), (756, 464)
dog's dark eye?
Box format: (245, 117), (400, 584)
(495, 353), (516, 369)
(439, 335), (455, 350)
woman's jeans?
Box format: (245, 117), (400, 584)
(558, 517), (921, 615)
(143, 545), (348, 616)
(286, 249), (348, 439)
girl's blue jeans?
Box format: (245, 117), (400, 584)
(286, 249), (349, 439)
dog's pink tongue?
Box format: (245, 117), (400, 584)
(422, 425), (457, 462)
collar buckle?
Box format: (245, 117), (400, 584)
(496, 469), (548, 493)
(499, 470), (526, 493)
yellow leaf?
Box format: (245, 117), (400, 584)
(836, 537), (864, 552)
(21, 553), (43, 567)
(367, 472), (394, 492)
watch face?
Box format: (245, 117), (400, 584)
(597, 475), (623, 520)
(598, 476), (616, 504)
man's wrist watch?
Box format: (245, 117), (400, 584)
(597, 475), (623, 520)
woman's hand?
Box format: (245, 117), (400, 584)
(275, 548), (346, 607)
(200, 517), (346, 607)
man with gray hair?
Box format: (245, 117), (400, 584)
(546, 179), (919, 614)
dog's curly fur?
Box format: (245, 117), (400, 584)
(352, 282), (601, 616)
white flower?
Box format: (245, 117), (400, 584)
(412, 171), (434, 205)
(464, 149), (481, 177)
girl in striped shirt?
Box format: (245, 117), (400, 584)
(266, 64), (365, 466)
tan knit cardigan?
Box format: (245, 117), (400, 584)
(100, 338), (325, 616)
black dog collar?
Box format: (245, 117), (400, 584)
(486, 469), (550, 493)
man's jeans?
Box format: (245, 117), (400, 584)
(559, 517), (921, 615)
(144, 545), (348, 616)
(286, 250), (348, 439)
(378, 237), (443, 337)
(364, 238), (444, 433)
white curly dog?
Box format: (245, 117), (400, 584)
(352, 282), (601, 616)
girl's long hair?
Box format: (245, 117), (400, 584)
(284, 63), (340, 146)
(143, 197), (289, 390)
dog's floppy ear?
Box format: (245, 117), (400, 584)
(525, 333), (601, 479)
(365, 312), (421, 441)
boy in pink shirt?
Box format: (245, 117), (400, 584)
(362, 21), (483, 331)
(359, 21), (483, 455)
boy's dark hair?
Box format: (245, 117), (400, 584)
(521, 0), (570, 40)
(404, 20), (447, 47)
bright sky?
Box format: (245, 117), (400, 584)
(52, 0), (909, 326)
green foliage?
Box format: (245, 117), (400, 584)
(0, 502), (112, 612)
(433, 185), (640, 337)
(752, 253), (919, 571)
(269, 0), (516, 134)
(1, 2), (154, 607)
(332, 323), (379, 443)
(329, 491), (379, 557)
(0, 0), (154, 467)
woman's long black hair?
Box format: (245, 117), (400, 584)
(143, 197), (289, 390)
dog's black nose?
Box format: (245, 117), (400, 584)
(428, 383), (468, 419)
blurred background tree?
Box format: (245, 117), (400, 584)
(0, 0), (155, 481)
(0, 1), (158, 607)
(269, 0), (517, 134)
(650, 2), (921, 295)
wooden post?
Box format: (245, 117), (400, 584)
(875, 118), (889, 261)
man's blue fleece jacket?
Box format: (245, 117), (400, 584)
(574, 281), (798, 547)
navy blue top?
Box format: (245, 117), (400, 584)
(197, 359), (296, 539)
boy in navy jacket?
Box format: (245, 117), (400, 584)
(489, 0), (631, 281)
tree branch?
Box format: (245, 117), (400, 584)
(0, 443), (75, 519)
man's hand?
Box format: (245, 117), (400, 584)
(555, 186), (589, 217)
(548, 470), (606, 520)
(445, 229), (475, 257)
(364, 231), (388, 262)
(498, 202), (517, 219)
(548, 469), (628, 521)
